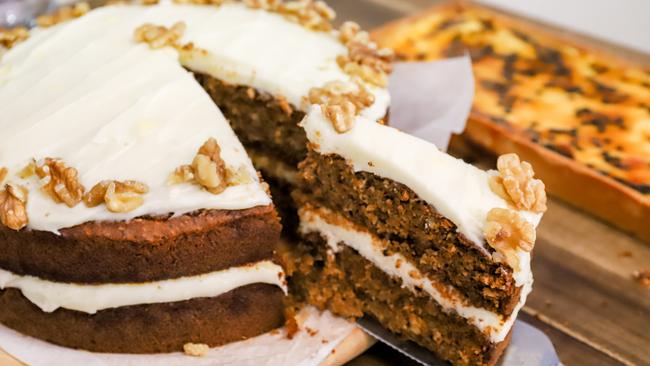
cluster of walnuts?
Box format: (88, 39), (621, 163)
(484, 154), (547, 271)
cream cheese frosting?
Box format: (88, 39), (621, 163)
(0, 260), (286, 314)
(0, 2), (389, 233)
(301, 106), (543, 251)
(299, 206), (532, 343)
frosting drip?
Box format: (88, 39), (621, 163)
(0, 260), (287, 314)
(299, 206), (532, 343)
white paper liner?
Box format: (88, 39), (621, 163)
(0, 306), (357, 366)
(388, 55), (475, 151)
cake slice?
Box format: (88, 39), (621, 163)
(286, 106), (546, 365)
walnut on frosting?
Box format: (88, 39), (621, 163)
(172, 0), (228, 4)
(243, 0), (282, 10)
(0, 167), (7, 185)
(36, 2), (90, 28)
(0, 183), (28, 231)
(183, 342), (210, 357)
(0, 27), (29, 50)
(306, 80), (374, 133)
(323, 101), (356, 133)
(35, 158), (85, 208)
(338, 21), (369, 45)
(484, 208), (535, 271)
(84, 180), (149, 213)
(489, 153), (547, 213)
(336, 21), (394, 88)
(169, 138), (230, 194)
(278, 0), (336, 31)
(134, 21), (186, 49)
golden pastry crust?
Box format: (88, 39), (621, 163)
(373, 2), (650, 241)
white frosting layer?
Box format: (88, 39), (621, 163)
(299, 207), (532, 343)
(0, 260), (286, 314)
(301, 106), (543, 250)
(0, 3), (389, 233)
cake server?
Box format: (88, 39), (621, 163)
(357, 316), (563, 366)
(356, 316), (446, 366)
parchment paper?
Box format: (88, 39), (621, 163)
(387, 55), (475, 151)
(0, 307), (357, 366)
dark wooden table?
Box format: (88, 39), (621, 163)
(327, 1), (650, 365)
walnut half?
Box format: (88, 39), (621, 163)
(134, 21), (186, 49)
(183, 342), (209, 357)
(84, 180), (149, 213)
(484, 207), (535, 271)
(0, 183), (28, 231)
(0, 27), (29, 49)
(489, 153), (547, 213)
(306, 80), (374, 134)
(36, 2), (90, 28)
(35, 158), (85, 208)
(278, 0), (336, 32)
(169, 138), (229, 194)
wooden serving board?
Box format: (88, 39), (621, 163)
(0, 328), (375, 366)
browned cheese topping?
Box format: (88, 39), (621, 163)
(377, 6), (650, 196)
(484, 207), (535, 271)
(35, 158), (86, 208)
(0, 183), (29, 230)
(84, 180), (150, 213)
(36, 2), (90, 27)
(489, 153), (547, 213)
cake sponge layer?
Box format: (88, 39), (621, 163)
(0, 284), (284, 354)
(285, 234), (510, 366)
(295, 150), (520, 314)
(0, 206), (280, 283)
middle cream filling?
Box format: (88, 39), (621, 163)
(298, 205), (533, 344)
(0, 260), (286, 314)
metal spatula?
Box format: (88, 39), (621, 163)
(357, 316), (562, 366)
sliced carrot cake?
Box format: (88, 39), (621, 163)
(287, 106), (547, 365)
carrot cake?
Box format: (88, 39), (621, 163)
(286, 107), (546, 365)
(0, 1), (545, 364)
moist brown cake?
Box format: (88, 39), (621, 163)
(295, 151), (521, 315)
(195, 73), (308, 168)
(0, 284), (284, 353)
(285, 235), (511, 366)
(0, 206), (280, 283)
(287, 117), (546, 366)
